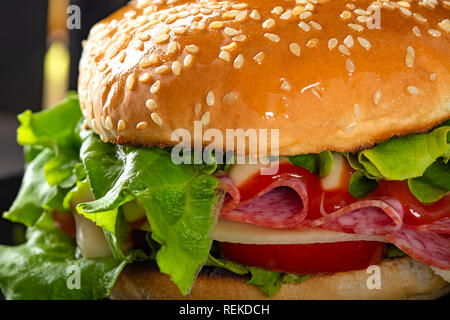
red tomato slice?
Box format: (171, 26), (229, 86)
(52, 211), (76, 237)
(219, 241), (385, 274)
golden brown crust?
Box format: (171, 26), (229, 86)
(79, 0), (450, 155)
(110, 257), (450, 300)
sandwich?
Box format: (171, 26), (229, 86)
(0, 0), (449, 300)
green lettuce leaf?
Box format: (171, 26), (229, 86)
(357, 125), (449, 180)
(348, 171), (379, 199)
(0, 226), (135, 300)
(17, 92), (82, 188)
(408, 159), (450, 203)
(3, 149), (57, 226)
(288, 151), (333, 177)
(205, 255), (309, 298)
(346, 123), (449, 202)
(76, 130), (223, 295)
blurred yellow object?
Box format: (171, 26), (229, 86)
(43, 41), (70, 109)
(48, 0), (69, 34)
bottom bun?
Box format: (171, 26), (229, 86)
(110, 257), (449, 300)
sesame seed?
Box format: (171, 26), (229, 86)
(299, 11), (312, 20)
(354, 8), (369, 15)
(172, 61), (181, 75)
(223, 92), (238, 103)
(235, 11), (248, 22)
(438, 19), (450, 33)
(412, 26), (422, 37)
(233, 34), (247, 42)
(263, 18), (276, 30)
(126, 73), (137, 91)
(98, 62), (108, 72)
(140, 54), (159, 68)
(428, 29), (441, 38)
(271, 6), (283, 15)
(292, 6), (305, 16)
(90, 119), (99, 133)
(253, 51), (265, 64)
(233, 54), (244, 69)
(357, 37), (371, 50)
(373, 91), (382, 105)
(407, 86), (419, 95)
(136, 121), (148, 130)
(146, 99), (157, 110)
(338, 44), (350, 56)
(250, 10), (261, 20)
(413, 13), (427, 24)
(168, 41), (179, 54)
(117, 119), (126, 132)
(397, 1), (410, 8)
(232, 3), (248, 10)
(348, 23), (364, 32)
(306, 38), (319, 48)
(299, 21), (311, 32)
(219, 50), (231, 62)
(201, 112), (210, 126)
(429, 73), (436, 81)
(309, 21), (322, 30)
(194, 103), (201, 115)
(206, 91), (215, 106)
(264, 33), (280, 43)
(224, 27), (240, 36)
(340, 10), (352, 20)
(155, 33), (170, 44)
(289, 43), (301, 57)
(223, 10), (239, 19)
(138, 73), (151, 82)
(354, 104), (361, 118)
(405, 46), (415, 68)
(221, 42), (237, 52)
(357, 15), (369, 23)
(117, 51), (127, 63)
(150, 80), (161, 94)
(345, 58), (355, 73)
(328, 38), (338, 50)
(151, 113), (163, 126)
(209, 21), (224, 29)
(343, 35), (354, 48)
(345, 121), (357, 133)
(155, 65), (169, 74)
(138, 31), (150, 41)
(133, 39), (144, 50)
(383, 2), (395, 10)
(184, 54), (194, 67)
(305, 3), (314, 11)
(280, 79), (291, 91)
(105, 116), (113, 130)
(398, 7), (412, 18)
(346, 3), (356, 10)
(280, 10), (292, 20)
(173, 27), (187, 35)
(185, 44), (199, 53)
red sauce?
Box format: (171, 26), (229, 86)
(236, 161), (449, 226)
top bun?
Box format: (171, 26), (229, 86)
(78, 0), (450, 155)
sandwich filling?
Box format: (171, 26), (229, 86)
(0, 95), (448, 299)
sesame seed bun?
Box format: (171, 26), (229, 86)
(110, 257), (450, 300)
(78, 0), (450, 155)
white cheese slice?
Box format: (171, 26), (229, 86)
(321, 152), (345, 190)
(70, 183), (112, 259)
(73, 212), (112, 259)
(227, 157), (289, 187)
(212, 219), (387, 244)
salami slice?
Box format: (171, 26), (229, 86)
(218, 175), (450, 270)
